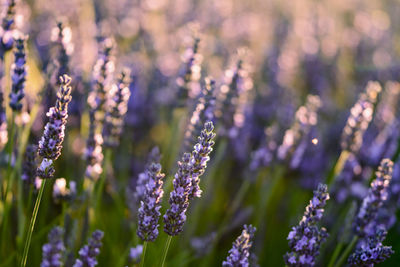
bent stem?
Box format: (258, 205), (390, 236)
(20, 179), (47, 267)
(160, 235), (172, 267)
(139, 241), (147, 267)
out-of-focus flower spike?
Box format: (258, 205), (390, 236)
(353, 158), (393, 238)
(41, 226), (65, 267)
(129, 245), (143, 264)
(222, 224), (256, 267)
(284, 184), (330, 266)
(0, 0), (16, 55)
(188, 121), (216, 199)
(278, 95), (321, 162)
(84, 110), (104, 180)
(22, 144), (37, 184)
(340, 81), (381, 154)
(50, 21), (74, 85)
(73, 230), (104, 267)
(176, 36), (202, 105)
(184, 77), (216, 151)
(87, 38), (115, 124)
(102, 69), (131, 148)
(9, 32), (27, 111)
(37, 75), (72, 179)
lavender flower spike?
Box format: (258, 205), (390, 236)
(9, 33), (27, 111)
(37, 75), (72, 179)
(340, 81), (381, 154)
(163, 153), (192, 236)
(0, 0), (16, 55)
(102, 69), (131, 148)
(348, 227), (393, 266)
(73, 230), (104, 267)
(41, 227), (65, 267)
(22, 144), (37, 184)
(354, 158), (393, 237)
(222, 224), (256, 267)
(284, 184), (330, 267)
(189, 121), (216, 199)
(137, 163), (165, 242)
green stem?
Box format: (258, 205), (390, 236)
(20, 179), (47, 267)
(94, 149), (112, 220)
(327, 242), (344, 267)
(139, 241), (147, 267)
(334, 236), (358, 267)
(160, 235), (172, 267)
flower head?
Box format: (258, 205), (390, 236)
(284, 184), (330, 266)
(222, 224), (256, 267)
(137, 163), (165, 242)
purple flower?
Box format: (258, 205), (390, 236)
(102, 69), (131, 148)
(163, 153), (192, 236)
(348, 227), (393, 266)
(284, 184), (330, 266)
(41, 227), (65, 267)
(9, 33), (27, 111)
(222, 224), (256, 267)
(188, 121), (216, 199)
(354, 159), (393, 237)
(73, 230), (104, 267)
(0, 0), (16, 55)
(340, 81), (381, 154)
(37, 75), (72, 179)
(137, 163), (165, 242)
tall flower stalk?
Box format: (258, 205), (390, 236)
(223, 225), (256, 267)
(9, 33), (27, 112)
(21, 75), (72, 267)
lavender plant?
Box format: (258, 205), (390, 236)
(9, 33), (27, 111)
(222, 224), (256, 267)
(284, 184), (330, 266)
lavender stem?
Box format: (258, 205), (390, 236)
(160, 235), (172, 267)
(139, 241), (147, 267)
(21, 179), (47, 267)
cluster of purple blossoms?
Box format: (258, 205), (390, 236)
(164, 121), (216, 236)
(163, 152), (192, 236)
(37, 75), (72, 179)
(21, 144), (37, 184)
(348, 227), (393, 266)
(137, 162), (165, 242)
(340, 81), (381, 154)
(73, 230), (104, 267)
(9, 33), (27, 111)
(284, 184), (330, 267)
(41, 227), (65, 267)
(222, 224), (256, 267)
(183, 77), (216, 151)
(176, 36), (202, 104)
(127, 147), (161, 216)
(353, 158), (393, 238)
(102, 70), (131, 148)
(188, 121), (216, 199)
